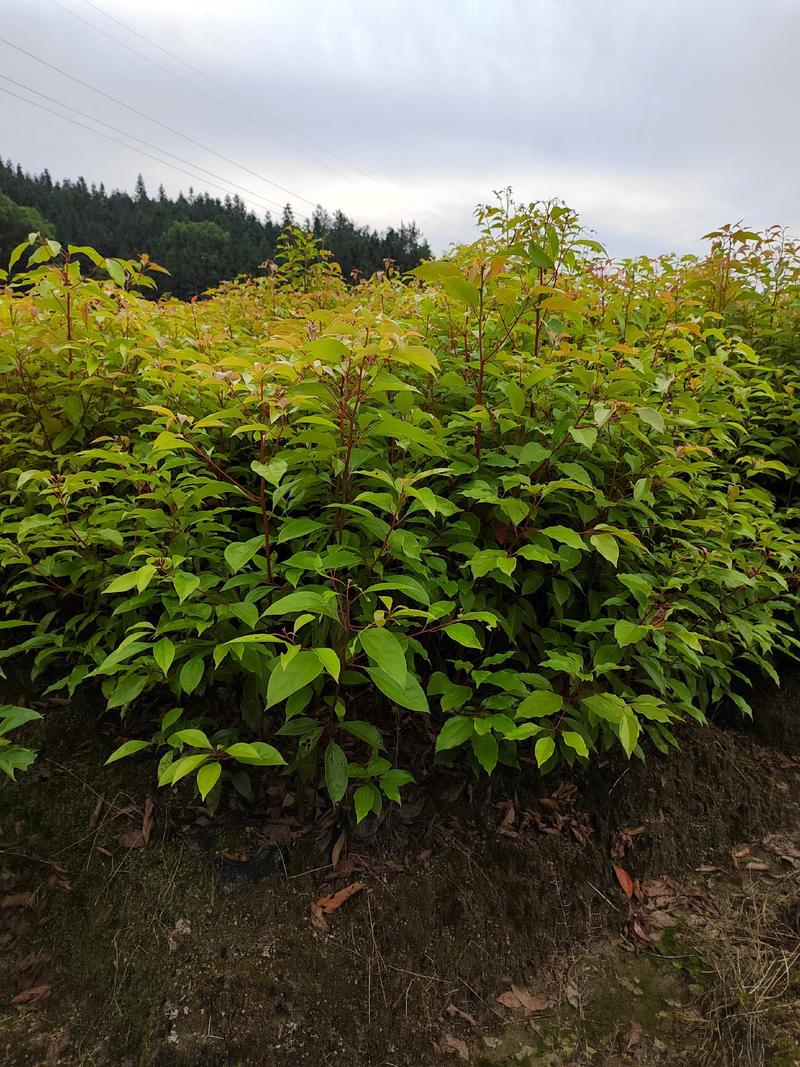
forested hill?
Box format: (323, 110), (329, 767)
(0, 159), (432, 298)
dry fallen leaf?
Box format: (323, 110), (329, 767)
(309, 901), (331, 935)
(625, 1020), (642, 1049)
(142, 796), (155, 846)
(115, 830), (145, 849)
(1, 892), (35, 909)
(447, 1004), (478, 1026)
(47, 1030), (70, 1065)
(314, 881), (366, 915)
(613, 864), (634, 899)
(440, 1033), (469, 1060)
(11, 982), (51, 1009)
(331, 830), (347, 868)
(564, 981), (581, 1009)
(496, 985), (552, 1014)
(88, 795), (104, 832)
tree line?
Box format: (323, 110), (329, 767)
(0, 160), (432, 298)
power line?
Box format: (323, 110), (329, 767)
(47, 0), (361, 189)
(63, 0), (463, 242)
(0, 35), (318, 211)
(72, 0), (386, 187)
(0, 84), (288, 220)
(0, 73), (285, 214)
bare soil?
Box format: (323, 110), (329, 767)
(1, 683), (799, 1067)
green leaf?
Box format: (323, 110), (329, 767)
(354, 785), (372, 821)
(0, 745), (37, 780)
(153, 637), (175, 676)
(636, 407), (665, 433)
(224, 536), (263, 573)
(251, 458), (288, 485)
(442, 623), (482, 649)
(562, 731), (589, 758)
(614, 620), (648, 647)
(535, 735), (556, 767)
(0, 706), (42, 737)
(313, 647), (341, 681)
(226, 741), (285, 766)
(224, 742), (262, 761)
(527, 241), (554, 269)
(442, 275), (480, 308)
(472, 731), (499, 773)
(179, 656), (205, 695)
(365, 577), (430, 606)
(341, 721), (385, 749)
(276, 518), (324, 543)
(197, 761), (221, 800)
(359, 627), (407, 687)
(103, 572), (140, 595)
(229, 602), (259, 629)
(569, 426), (597, 449)
(107, 673), (147, 710)
(105, 739), (151, 764)
(167, 753), (210, 785)
(590, 533), (619, 567)
(366, 667), (429, 713)
(517, 690), (563, 718)
(266, 651), (324, 708)
(173, 571), (200, 602)
(263, 591), (338, 619)
(435, 715), (473, 752)
(542, 525), (585, 550)
(379, 768), (414, 802)
(324, 740), (348, 804)
(354, 784), (379, 823)
(171, 728), (213, 750)
(618, 712), (640, 757)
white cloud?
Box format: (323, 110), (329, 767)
(0, 0), (797, 256)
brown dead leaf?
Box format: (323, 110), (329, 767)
(496, 985), (552, 1014)
(115, 830), (145, 849)
(142, 796), (155, 846)
(309, 900), (331, 934)
(447, 1004), (478, 1026)
(762, 834), (800, 866)
(499, 802), (515, 829)
(88, 795), (104, 832)
(564, 981), (581, 1009)
(331, 830), (347, 868)
(613, 864), (634, 898)
(746, 861), (770, 872)
(625, 1020), (642, 1049)
(440, 1033), (469, 1060)
(314, 880), (366, 915)
(47, 1030), (70, 1065)
(1, 891), (35, 909)
(731, 846), (750, 870)
(11, 982), (51, 1008)
(631, 918), (654, 946)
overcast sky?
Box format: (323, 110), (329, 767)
(0, 0), (797, 256)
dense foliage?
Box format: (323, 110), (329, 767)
(1, 201), (798, 815)
(0, 160), (431, 298)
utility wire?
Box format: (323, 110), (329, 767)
(0, 73), (285, 214)
(64, 0), (462, 241)
(0, 84), (288, 219)
(72, 0), (392, 186)
(0, 35), (318, 211)
(47, 0), (361, 188)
